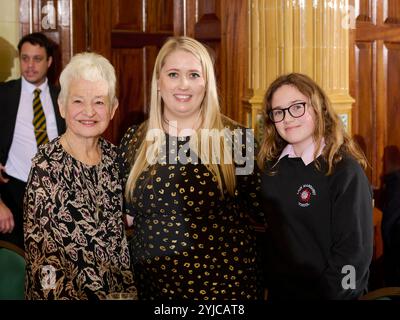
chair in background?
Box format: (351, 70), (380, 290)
(0, 240), (25, 300)
(359, 287), (400, 300)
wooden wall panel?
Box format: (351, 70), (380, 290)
(148, 0), (174, 32)
(72, 0), (87, 53)
(220, 0), (247, 122)
(385, 43), (400, 147)
(112, 0), (143, 30)
(195, 0), (221, 40)
(186, 0), (221, 40)
(350, 0), (400, 189)
(353, 41), (375, 182)
(384, 0), (400, 24)
(87, 0), (112, 56)
(112, 48), (146, 143)
(356, 0), (373, 23)
(198, 0), (220, 16)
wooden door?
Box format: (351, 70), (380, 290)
(349, 0), (400, 190)
(72, 0), (247, 144)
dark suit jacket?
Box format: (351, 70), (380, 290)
(0, 78), (65, 248)
(0, 78), (66, 166)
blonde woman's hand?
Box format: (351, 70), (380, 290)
(125, 214), (134, 227)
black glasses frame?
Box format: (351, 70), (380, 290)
(268, 102), (307, 123)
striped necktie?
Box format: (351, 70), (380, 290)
(32, 88), (49, 146)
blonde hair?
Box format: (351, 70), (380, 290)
(58, 52), (117, 107)
(125, 36), (236, 201)
(257, 73), (367, 174)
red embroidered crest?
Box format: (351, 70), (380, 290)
(297, 184), (316, 207)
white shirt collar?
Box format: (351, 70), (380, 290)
(21, 76), (49, 94)
(276, 138), (326, 166)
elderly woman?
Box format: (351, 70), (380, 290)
(119, 36), (265, 300)
(24, 52), (136, 299)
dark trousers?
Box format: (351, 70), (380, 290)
(0, 175), (26, 249)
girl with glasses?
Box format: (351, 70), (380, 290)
(258, 73), (373, 300)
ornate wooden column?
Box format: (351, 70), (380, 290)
(244, 0), (354, 139)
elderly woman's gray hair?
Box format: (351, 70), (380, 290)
(58, 52), (117, 106)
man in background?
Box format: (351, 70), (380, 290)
(0, 32), (65, 249)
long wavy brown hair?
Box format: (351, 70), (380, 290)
(257, 73), (367, 174)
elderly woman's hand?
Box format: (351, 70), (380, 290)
(0, 200), (14, 233)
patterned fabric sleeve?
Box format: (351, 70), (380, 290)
(118, 125), (139, 217)
(24, 157), (76, 300)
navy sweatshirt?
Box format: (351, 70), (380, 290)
(261, 155), (373, 300)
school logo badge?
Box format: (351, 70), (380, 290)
(297, 184), (316, 207)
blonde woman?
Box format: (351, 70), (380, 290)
(24, 52), (136, 299)
(119, 36), (265, 300)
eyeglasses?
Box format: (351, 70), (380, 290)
(268, 102), (307, 123)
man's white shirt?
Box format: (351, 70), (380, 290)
(5, 77), (59, 182)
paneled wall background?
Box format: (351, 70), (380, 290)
(11, 0), (400, 191)
(349, 0), (400, 189)
(17, 0), (247, 144)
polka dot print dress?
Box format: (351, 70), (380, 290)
(119, 122), (264, 300)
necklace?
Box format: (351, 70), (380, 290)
(62, 134), (103, 223)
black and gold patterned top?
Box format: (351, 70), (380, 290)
(119, 118), (265, 300)
(24, 137), (136, 300)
